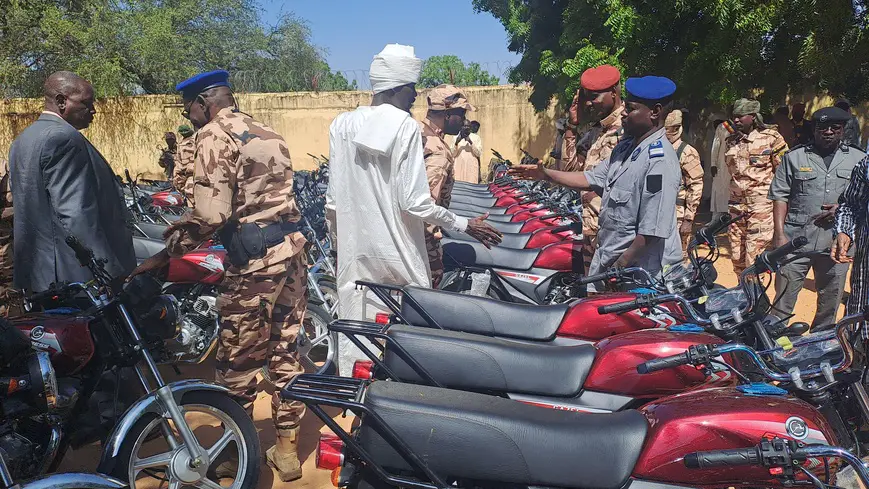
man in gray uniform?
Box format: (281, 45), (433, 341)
(511, 76), (682, 286)
(770, 106), (863, 329)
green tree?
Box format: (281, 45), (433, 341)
(419, 55), (501, 88)
(473, 0), (869, 110)
(0, 1), (354, 98)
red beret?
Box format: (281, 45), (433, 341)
(580, 65), (621, 91)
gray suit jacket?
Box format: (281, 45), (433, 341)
(9, 113), (135, 292)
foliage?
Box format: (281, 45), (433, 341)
(419, 55), (501, 88)
(473, 0), (869, 110)
(0, 0), (354, 98)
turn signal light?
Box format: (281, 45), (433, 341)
(375, 313), (391, 325)
(769, 467), (784, 476)
(352, 360), (374, 379)
(316, 433), (344, 470)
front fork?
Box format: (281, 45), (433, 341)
(118, 303), (207, 467)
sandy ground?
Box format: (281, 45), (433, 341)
(55, 245), (848, 489)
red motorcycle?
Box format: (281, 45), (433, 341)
(284, 306), (869, 489)
(327, 238), (806, 414)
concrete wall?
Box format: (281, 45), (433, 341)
(0, 86), (558, 178)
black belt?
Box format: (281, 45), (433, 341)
(263, 219), (300, 247)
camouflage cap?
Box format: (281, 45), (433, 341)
(427, 84), (475, 111)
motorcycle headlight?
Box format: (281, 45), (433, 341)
(138, 294), (181, 341)
(29, 351), (58, 411)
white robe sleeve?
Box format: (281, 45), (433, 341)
(397, 125), (469, 232)
(326, 122), (338, 212)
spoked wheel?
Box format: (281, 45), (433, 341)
(298, 302), (335, 373)
(112, 391), (260, 489)
(316, 277), (338, 317)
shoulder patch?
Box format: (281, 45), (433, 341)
(648, 140), (665, 159)
(772, 141), (788, 156)
(646, 174), (663, 193)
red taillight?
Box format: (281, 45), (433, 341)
(352, 360), (374, 379)
(375, 313), (391, 325)
(316, 433), (344, 470)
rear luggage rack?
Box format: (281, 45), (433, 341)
(329, 320), (442, 386)
(354, 281), (443, 329)
(282, 374), (452, 489)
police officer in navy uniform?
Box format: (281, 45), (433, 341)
(770, 106), (864, 329)
(511, 76), (682, 289)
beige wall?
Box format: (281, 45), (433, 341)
(0, 86), (558, 178)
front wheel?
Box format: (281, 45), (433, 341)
(110, 391), (260, 489)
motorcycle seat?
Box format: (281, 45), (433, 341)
(133, 221), (169, 240)
(360, 381), (648, 489)
(449, 201), (509, 215)
(133, 236), (167, 263)
(400, 286), (568, 340)
(443, 239), (540, 271)
(442, 229), (531, 249)
(450, 195), (498, 207)
(453, 210), (518, 224)
(383, 324), (595, 397)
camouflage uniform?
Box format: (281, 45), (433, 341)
(0, 159), (12, 317)
(725, 128), (788, 274)
(579, 104), (624, 274)
(420, 118), (455, 287)
(673, 140), (704, 253)
(172, 135), (196, 205)
(165, 107), (307, 441)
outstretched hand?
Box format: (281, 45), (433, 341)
(466, 213), (503, 249)
(509, 162), (548, 182)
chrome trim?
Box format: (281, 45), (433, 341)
(17, 472), (126, 489)
(34, 352), (58, 411)
(35, 426), (62, 476)
(97, 380), (229, 471)
(801, 445), (869, 487)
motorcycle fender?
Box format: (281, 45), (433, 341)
(97, 379), (230, 474)
(19, 472), (126, 489)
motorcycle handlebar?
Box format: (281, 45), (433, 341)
(581, 272), (613, 286)
(695, 213), (735, 245)
(597, 299), (643, 315)
(756, 236), (809, 274)
(683, 447), (760, 469)
(65, 236), (93, 268)
(636, 352), (691, 374)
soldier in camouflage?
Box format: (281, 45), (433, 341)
(420, 85), (474, 287)
(665, 110), (704, 255)
(172, 124), (196, 205)
(0, 158), (11, 316)
(564, 65), (624, 275)
(132, 70), (307, 482)
(725, 98), (788, 275)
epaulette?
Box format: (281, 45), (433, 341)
(648, 140), (665, 158)
(846, 143), (866, 154)
(785, 144), (806, 154)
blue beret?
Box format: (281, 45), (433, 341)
(625, 76), (676, 102)
(175, 70), (231, 99)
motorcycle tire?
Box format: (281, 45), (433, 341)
(109, 390), (260, 489)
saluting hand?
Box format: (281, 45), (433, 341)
(466, 213), (503, 249)
(831, 233), (853, 264)
(509, 162), (548, 182)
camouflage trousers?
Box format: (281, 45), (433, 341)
(728, 202), (773, 275)
(425, 227), (444, 288)
(676, 205), (691, 258)
(215, 254), (307, 439)
(0, 228), (12, 317)
(581, 192), (601, 276)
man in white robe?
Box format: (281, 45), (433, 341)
(326, 44), (500, 375)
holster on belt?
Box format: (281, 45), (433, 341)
(218, 217), (299, 268)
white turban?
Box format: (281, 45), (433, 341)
(369, 44), (422, 94)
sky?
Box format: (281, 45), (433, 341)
(262, 0), (521, 87)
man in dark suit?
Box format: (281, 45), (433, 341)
(8, 71), (135, 292)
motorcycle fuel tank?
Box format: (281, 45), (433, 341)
(166, 248), (226, 284)
(633, 386), (837, 486)
(525, 227), (576, 249)
(533, 241), (582, 272)
(14, 315), (95, 376)
(583, 330), (734, 397)
(558, 293), (682, 340)
(150, 190), (184, 207)
(519, 217), (567, 233)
